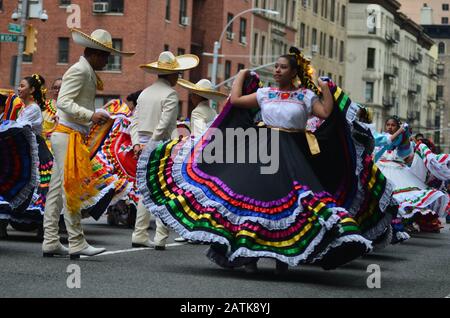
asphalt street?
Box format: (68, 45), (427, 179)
(1, 217), (450, 298)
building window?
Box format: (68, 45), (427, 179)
(225, 60), (232, 80)
(443, 17), (449, 24)
(438, 42), (446, 54)
(23, 53), (33, 63)
(328, 36), (334, 58)
(300, 23), (306, 48)
(177, 48), (185, 55)
(227, 13), (234, 39)
(330, 0), (335, 22)
(365, 82), (374, 103)
(367, 47), (376, 69)
(443, 4), (449, 11)
(165, 0), (171, 20)
(164, 44), (169, 51)
(105, 39), (122, 71)
(341, 5), (346, 27)
(59, 0), (71, 5)
(319, 32), (323, 55)
(437, 64), (445, 76)
(179, 0), (187, 25)
(260, 36), (266, 64)
(253, 33), (259, 62)
(306, 26), (310, 47)
(322, 32), (327, 56)
(339, 40), (344, 62)
(239, 18), (247, 44)
(313, 0), (318, 14)
(292, 0), (296, 23)
(312, 28), (317, 46)
(93, 0), (124, 13)
(338, 75), (343, 87)
(58, 37), (69, 64)
(238, 63), (245, 72)
(437, 85), (444, 99)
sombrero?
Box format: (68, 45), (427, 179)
(71, 28), (135, 56)
(140, 51), (199, 75)
(177, 78), (227, 102)
(0, 88), (13, 95)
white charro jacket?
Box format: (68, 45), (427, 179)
(130, 78), (179, 144)
(57, 56), (97, 133)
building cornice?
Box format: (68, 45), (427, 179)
(349, 0), (401, 16)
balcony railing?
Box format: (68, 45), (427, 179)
(409, 53), (420, 65)
(383, 66), (397, 79)
(385, 33), (398, 45)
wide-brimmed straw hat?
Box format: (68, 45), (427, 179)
(178, 79), (227, 102)
(0, 88), (13, 96)
(140, 51), (199, 75)
(71, 28), (135, 56)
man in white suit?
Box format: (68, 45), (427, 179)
(42, 29), (134, 259)
(130, 51), (199, 250)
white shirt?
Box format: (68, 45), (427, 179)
(190, 100), (217, 137)
(256, 87), (318, 130)
(17, 103), (43, 135)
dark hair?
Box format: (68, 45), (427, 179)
(415, 133), (424, 140)
(24, 74), (46, 110)
(385, 115), (401, 129)
(126, 90), (143, 105)
(280, 47), (321, 96)
(0, 94), (7, 108)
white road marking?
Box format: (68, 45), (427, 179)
(79, 242), (187, 259)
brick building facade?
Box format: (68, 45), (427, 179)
(0, 0), (302, 117)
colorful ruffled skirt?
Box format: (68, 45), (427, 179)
(0, 121), (39, 220)
(136, 77), (396, 269)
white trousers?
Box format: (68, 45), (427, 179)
(132, 198), (169, 246)
(42, 132), (89, 254)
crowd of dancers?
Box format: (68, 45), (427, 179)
(1, 28), (449, 273)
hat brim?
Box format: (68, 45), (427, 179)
(140, 54), (199, 74)
(0, 89), (13, 95)
(71, 29), (135, 56)
(177, 79), (227, 102)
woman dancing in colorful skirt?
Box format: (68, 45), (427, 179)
(373, 116), (448, 240)
(136, 47), (398, 274)
(410, 138), (450, 228)
(0, 74), (53, 237)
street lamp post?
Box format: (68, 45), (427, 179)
(11, 0), (48, 92)
(14, 0), (29, 92)
(210, 8), (279, 89)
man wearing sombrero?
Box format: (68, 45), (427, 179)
(178, 78), (227, 137)
(130, 51), (199, 250)
(42, 29), (134, 259)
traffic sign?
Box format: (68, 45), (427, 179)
(0, 34), (19, 43)
(8, 23), (22, 34)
